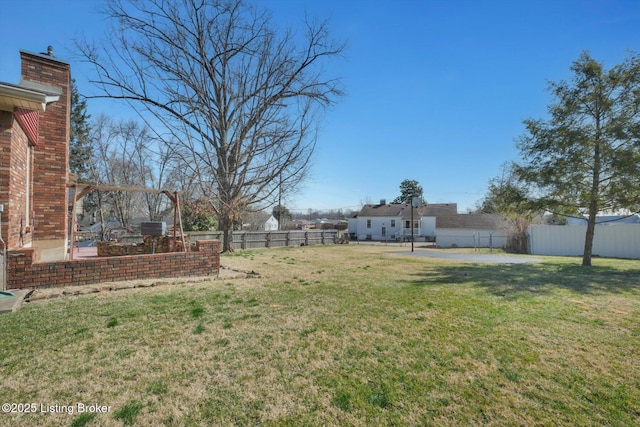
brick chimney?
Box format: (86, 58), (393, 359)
(20, 48), (71, 261)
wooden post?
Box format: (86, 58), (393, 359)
(69, 184), (78, 260)
(173, 194), (177, 246)
(175, 192), (186, 252)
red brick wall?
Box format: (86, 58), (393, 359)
(20, 51), (70, 243)
(7, 240), (220, 289)
(0, 112), (32, 249)
(0, 111), (13, 247)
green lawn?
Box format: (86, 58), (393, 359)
(1, 245), (639, 426)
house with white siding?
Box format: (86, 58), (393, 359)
(264, 215), (279, 231)
(349, 201), (505, 247)
(348, 201), (457, 241)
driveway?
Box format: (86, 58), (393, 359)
(389, 249), (541, 264)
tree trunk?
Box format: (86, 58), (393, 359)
(219, 203), (235, 253)
(582, 205), (597, 266)
(222, 225), (233, 253)
(583, 121), (602, 267)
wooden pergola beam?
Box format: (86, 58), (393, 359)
(70, 184), (182, 203)
(68, 184), (186, 259)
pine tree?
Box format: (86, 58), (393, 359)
(392, 180), (425, 204)
(69, 79), (92, 180)
(515, 51), (640, 266)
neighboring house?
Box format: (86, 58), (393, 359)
(435, 213), (506, 248)
(566, 215), (640, 226)
(290, 219), (313, 230)
(0, 47), (71, 262)
(348, 201), (457, 241)
(264, 215), (279, 231)
(348, 201), (505, 248)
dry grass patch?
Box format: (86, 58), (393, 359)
(0, 245), (639, 426)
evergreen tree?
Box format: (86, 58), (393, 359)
(272, 205), (292, 226)
(392, 179), (425, 204)
(69, 79), (92, 180)
(515, 51), (640, 266)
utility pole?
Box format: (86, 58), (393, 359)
(410, 205), (414, 252)
(277, 172), (282, 230)
(411, 196), (421, 252)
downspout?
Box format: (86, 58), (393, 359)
(0, 203), (14, 296)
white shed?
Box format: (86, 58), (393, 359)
(435, 214), (506, 248)
(264, 215), (279, 231)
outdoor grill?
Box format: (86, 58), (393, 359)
(140, 221), (166, 236)
(141, 221), (166, 254)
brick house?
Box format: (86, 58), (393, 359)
(0, 47), (70, 262)
(1, 48), (220, 290)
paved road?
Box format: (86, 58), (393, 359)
(389, 249), (541, 264)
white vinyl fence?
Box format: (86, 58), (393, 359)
(436, 229), (508, 249)
(528, 224), (640, 259)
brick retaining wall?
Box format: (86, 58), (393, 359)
(7, 240), (220, 290)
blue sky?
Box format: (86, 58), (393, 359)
(2, 0), (639, 213)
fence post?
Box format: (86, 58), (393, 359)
(241, 232), (246, 250)
(305, 231), (309, 246)
(266, 232), (271, 248)
(286, 231), (290, 247)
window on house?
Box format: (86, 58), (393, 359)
(405, 220), (419, 229)
(382, 227), (386, 236)
(391, 220), (395, 227)
(367, 219), (371, 228)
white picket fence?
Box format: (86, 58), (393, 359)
(528, 224), (640, 259)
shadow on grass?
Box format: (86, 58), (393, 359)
(406, 261), (640, 298)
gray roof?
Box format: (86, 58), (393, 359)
(423, 203), (457, 216)
(356, 203), (457, 221)
(436, 213), (503, 230)
(357, 203), (425, 221)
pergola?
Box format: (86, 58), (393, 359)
(69, 183), (186, 260)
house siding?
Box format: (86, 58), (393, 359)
(355, 216), (404, 240)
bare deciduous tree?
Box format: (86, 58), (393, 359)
(77, 0), (344, 251)
(86, 115), (173, 236)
